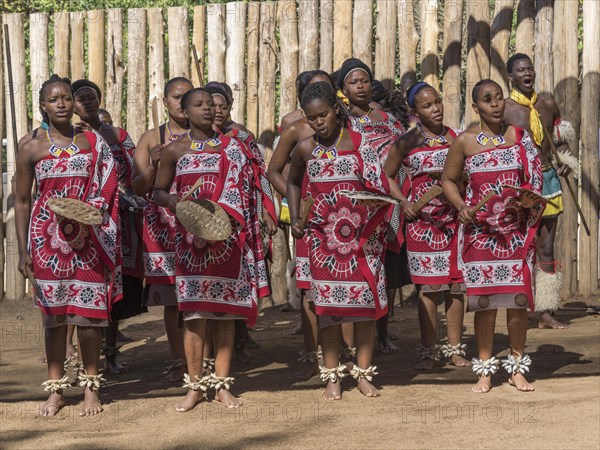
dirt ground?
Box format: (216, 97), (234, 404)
(1, 293), (599, 449)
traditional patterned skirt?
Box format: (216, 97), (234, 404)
(404, 135), (462, 291)
(173, 137), (259, 326)
(306, 130), (391, 323)
(30, 131), (122, 326)
(458, 129), (543, 311)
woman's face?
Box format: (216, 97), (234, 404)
(164, 81), (194, 121)
(212, 94), (231, 128)
(342, 69), (371, 105)
(414, 87), (444, 128)
(303, 98), (338, 140)
(41, 82), (74, 126)
(473, 82), (505, 126)
(184, 90), (216, 129)
(73, 87), (100, 122)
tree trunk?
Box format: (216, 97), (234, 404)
(147, 8), (165, 125)
(87, 10), (105, 102)
(167, 7), (190, 80)
(298, 0), (318, 73)
(53, 12), (69, 77)
(420, 0), (440, 90)
(246, 3), (260, 135)
(534, 0), (554, 94)
(490, 0), (513, 97)
(30, 13), (49, 128)
(374, 0), (396, 91)
(465, 0), (490, 127)
(207, 3), (226, 83)
(515, 0), (535, 57)
(278, 0), (299, 122)
(579, 0), (600, 296)
(225, 2), (247, 123)
(397, 0), (419, 92)
(319, 0), (334, 73)
(442, 0), (463, 129)
(192, 5), (206, 88)
(106, 9), (125, 128)
(353, 0), (373, 68)
(333, 0), (352, 69)
(69, 12), (84, 82)
(126, 9), (147, 143)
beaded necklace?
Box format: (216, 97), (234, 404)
(167, 121), (186, 142)
(47, 128), (79, 157)
(312, 127), (343, 159)
(187, 130), (222, 151)
(356, 108), (372, 124)
(476, 123), (506, 146)
(418, 125), (448, 147)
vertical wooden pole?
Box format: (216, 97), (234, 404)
(534, 0), (554, 94)
(442, 0), (463, 129)
(168, 7), (190, 80)
(3, 14), (27, 300)
(87, 10), (105, 102)
(333, 0), (353, 69)
(246, 2), (260, 135)
(207, 3), (226, 83)
(353, 0), (373, 69)
(258, 1), (277, 151)
(515, 0), (535, 57)
(30, 13), (49, 128)
(553, 0), (581, 298)
(53, 12), (69, 76)
(298, 0), (319, 73)
(148, 8), (165, 124)
(278, 0), (299, 122)
(397, 0), (419, 92)
(319, 0), (334, 74)
(579, 0), (600, 296)
(106, 9), (125, 127)
(489, 0), (513, 97)
(70, 12), (85, 81)
(373, 0), (396, 90)
(419, 0), (440, 90)
(127, 8), (147, 143)
(225, 2), (247, 123)
(192, 5), (206, 87)
(0, 22), (4, 301)
(465, 0), (490, 127)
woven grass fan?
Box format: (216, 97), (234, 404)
(47, 198), (103, 225)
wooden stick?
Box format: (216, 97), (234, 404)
(152, 97), (161, 144)
(300, 197), (315, 230)
(4, 24), (18, 156)
(192, 43), (204, 87)
(542, 125), (590, 236)
(469, 191), (495, 217)
(412, 185), (442, 213)
(181, 178), (203, 202)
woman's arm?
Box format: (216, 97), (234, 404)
(286, 142), (308, 239)
(14, 142), (35, 277)
(152, 144), (179, 213)
(442, 135), (471, 224)
(268, 124), (302, 196)
(384, 136), (415, 219)
(132, 129), (164, 196)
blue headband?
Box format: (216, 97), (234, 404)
(407, 82), (432, 108)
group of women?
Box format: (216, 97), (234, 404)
(15, 55), (545, 417)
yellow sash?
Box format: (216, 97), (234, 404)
(509, 89), (544, 146)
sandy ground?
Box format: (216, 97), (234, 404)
(1, 294), (599, 449)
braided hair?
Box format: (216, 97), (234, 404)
(180, 87), (210, 111)
(379, 90), (410, 129)
(472, 79), (501, 102)
(296, 70), (333, 102)
(204, 84), (230, 106)
(164, 76), (193, 97)
(39, 74), (71, 124)
(300, 81), (350, 126)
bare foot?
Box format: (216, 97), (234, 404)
(378, 339), (399, 354)
(79, 388), (103, 416)
(450, 355), (471, 367)
(216, 389), (243, 408)
(415, 359), (435, 370)
(508, 373), (535, 392)
(161, 362), (186, 383)
(39, 391), (65, 417)
(322, 380), (342, 400)
(471, 375), (493, 393)
(105, 356), (127, 374)
(538, 312), (568, 329)
(295, 362), (319, 381)
(357, 378), (380, 397)
(175, 390), (205, 412)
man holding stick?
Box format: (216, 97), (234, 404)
(504, 53), (580, 329)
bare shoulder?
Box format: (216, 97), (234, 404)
(281, 110), (303, 130)
(538, 93), (560, 115)
(294, 133), (316, 159)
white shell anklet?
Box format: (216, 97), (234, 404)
(209, 374), (235, 391)
(182, 373), (210, 392)
(203, 358), (215, 372)
(471, 357), (499, 377)
(319, 364), (348, 383)
(42, 375), (71, 393)
(501, 353), (532, 375)
(440, 342), (467, 359)
(350, 365), (378, 382)
(77, 371), (106, 391)
(417, 345), (440, 361)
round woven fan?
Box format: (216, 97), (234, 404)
(176, 199), (232, 241)
(47, 197), (103, 225)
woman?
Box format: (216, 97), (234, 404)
(287, 82), (391, 400)
(385, 82), (469, 369)
(15, 75), (121, 416)
(442, 79), (543, 393)
(267, 70), (336, 379)
(132, 77), (193, 382)
(154, 88), (259, 411)
(72, 79), (146, 374)
(338, 58), (406, 355)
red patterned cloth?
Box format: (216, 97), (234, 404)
(404, 128), (463, 286)
(107, 127), (144, 278)
(173, 136), (259, 326)
(306, 130), (391, 319)
(459, 128), (543, 309)
(224, 128), (274, 297)
(295, 173), (312, 290)
(350, 112), (406, 252)
(142, 196), (177, 284)
(31, 131), (122, 319)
